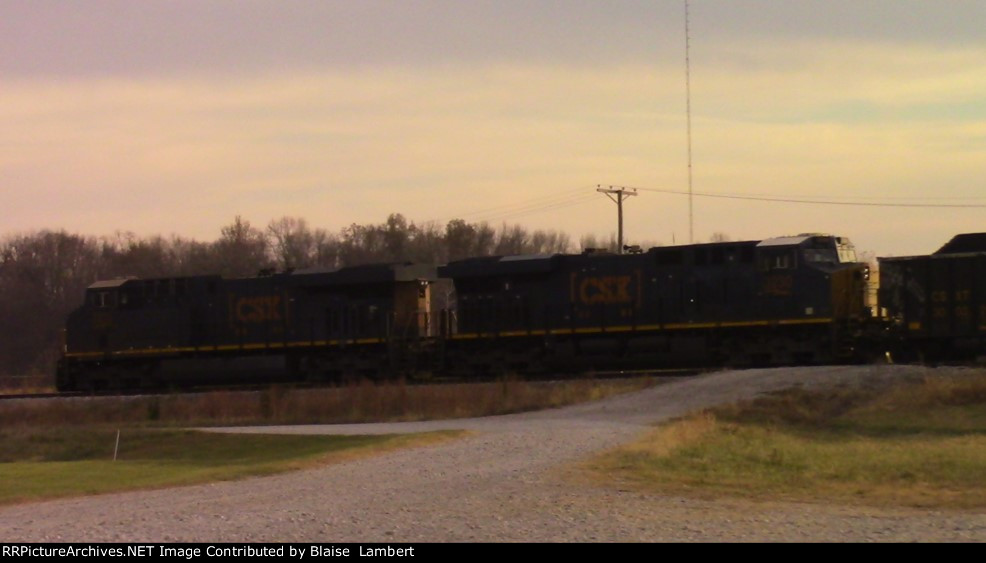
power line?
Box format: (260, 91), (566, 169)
(456, 186), (589, 219)
(627, 185), (986, 209)
(478, 193), (598, 223)
(457, 186), (598, 224)
(697, 191), (986, 202)
(438, 181), (984, 236)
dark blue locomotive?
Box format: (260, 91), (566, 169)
(440, 234), (870, 373)
(56, 264), (436, 391)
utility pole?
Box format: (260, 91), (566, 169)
(596, 185), (638, 253)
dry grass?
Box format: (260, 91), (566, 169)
(616, 411), (718, 459)
(0, 427), (461, 505)
(0, 375), (643, 505)
(585, 371), (986, 509)
(0, 376), (654, 428)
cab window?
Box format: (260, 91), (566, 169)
(760, 252), (796, 271)
(93, 291), (117, 309)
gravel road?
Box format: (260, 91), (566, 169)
(2, 365), (986, 542)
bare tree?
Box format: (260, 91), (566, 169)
(473, 222), (497, 256)
(445, 219), (477, 262)
(383, 213), (412, 262)
(268, 216), (318, 270)
(0, 231), (103, 375)
(579, 233), (619, 252)
(495, 223), (528, 255)
(529, 229), (572, 254)
(213, 216), (270, 277)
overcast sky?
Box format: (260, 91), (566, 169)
(2, 0), (984, 256)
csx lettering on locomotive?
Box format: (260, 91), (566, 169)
(570, 273), (640, 306)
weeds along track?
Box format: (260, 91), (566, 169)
(0, 368), (697, 402)
(0, 376), (662, 428)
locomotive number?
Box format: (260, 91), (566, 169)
(92, 311), (114, 330)
(763, 275), (793, 296)
(932, 290), (971, 304)
(233, 295), (283, 324)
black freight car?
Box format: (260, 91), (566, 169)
(56, 263), (437, 391)
(879, 233), (986, 362)
(439, 234), (869, 374)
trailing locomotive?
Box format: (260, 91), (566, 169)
(56, 263), (437, 391)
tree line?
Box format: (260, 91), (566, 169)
(0, 214), (588, 378)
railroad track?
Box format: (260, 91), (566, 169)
(0, 367), (702, 402)
(0, 391), (73, 401)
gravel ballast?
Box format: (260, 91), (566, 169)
(2, 365), (985, 542)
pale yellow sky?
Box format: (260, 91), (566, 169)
(2, 2), (984, 257)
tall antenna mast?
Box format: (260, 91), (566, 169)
(685, 0), (694, 244)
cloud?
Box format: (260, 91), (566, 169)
(1, 36), (983, 255)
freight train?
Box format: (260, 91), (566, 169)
(54, 232), (983, 392)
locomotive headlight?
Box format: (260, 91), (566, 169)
(863, 266), (870, 281)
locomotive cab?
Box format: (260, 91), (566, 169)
(756, 234), (868, 320)
(758, 234), (859, 273)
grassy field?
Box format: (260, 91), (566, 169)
(0, 427), (460, 505)
(586, 372), (986, 509)
(0, 376), (651, 505)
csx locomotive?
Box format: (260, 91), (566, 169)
(56, 263), (436, 391)
(57, 232), (876, 391)
(440, 233), (869, 374)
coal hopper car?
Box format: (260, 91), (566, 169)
(879, 233), (986, 362)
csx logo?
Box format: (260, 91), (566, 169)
(234, 295), (282, 324)
(572, 274), (636, 305)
